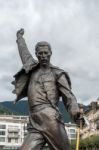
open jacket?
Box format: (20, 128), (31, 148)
(12, 35), (79, 121)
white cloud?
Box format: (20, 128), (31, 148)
(0, 0), (99, 105)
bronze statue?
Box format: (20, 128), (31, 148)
(12, 29), (80, 150)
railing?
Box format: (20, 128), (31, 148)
(8, 134), (19, 138)
(8, 128), (19, 132)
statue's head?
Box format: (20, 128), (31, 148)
(35, 41), (52, 66)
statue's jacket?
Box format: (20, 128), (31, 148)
(12, 37), (79, 131)
(12, 62), (79, 128)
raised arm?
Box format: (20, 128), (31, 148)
(16, 29), (37, 73)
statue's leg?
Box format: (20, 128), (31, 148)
(20, 130), (45, 150)
(43, 121), (70, 150)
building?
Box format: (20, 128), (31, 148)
(65, 122), (77, 141)
(0, 115), (28, 150)
(81, 99), (99, 139)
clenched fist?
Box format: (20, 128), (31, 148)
(16, 28), (24, 38)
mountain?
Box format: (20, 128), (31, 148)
(1, 101), (29, 115)
(0, 103), (17, 115)
(1, 100), (73, 123)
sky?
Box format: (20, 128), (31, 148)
(0, 0), (99, 105)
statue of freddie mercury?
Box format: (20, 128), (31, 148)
(12, 29), (80, 150)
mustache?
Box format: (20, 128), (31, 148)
(41, 59), (47, 61)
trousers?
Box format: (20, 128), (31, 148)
(20, 119), (70, 150)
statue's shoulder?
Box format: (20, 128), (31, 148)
(50, 64), (71, 88)
(50, 64), (67, 75)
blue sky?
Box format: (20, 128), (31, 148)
(0, 0), (99, 105)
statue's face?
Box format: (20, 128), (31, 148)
(36, 45), (52, 66)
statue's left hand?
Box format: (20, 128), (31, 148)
(74, 112), (85, 128)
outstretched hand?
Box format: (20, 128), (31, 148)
(16, 28), (24, 38)
(74, 111), (85, 128)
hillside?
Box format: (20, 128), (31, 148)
(1, 101), (28, 115)
(0, 103), (16, 115)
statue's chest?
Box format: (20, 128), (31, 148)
(29, 69), (57, 93)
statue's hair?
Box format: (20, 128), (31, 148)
(35, 41), (52, 54)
